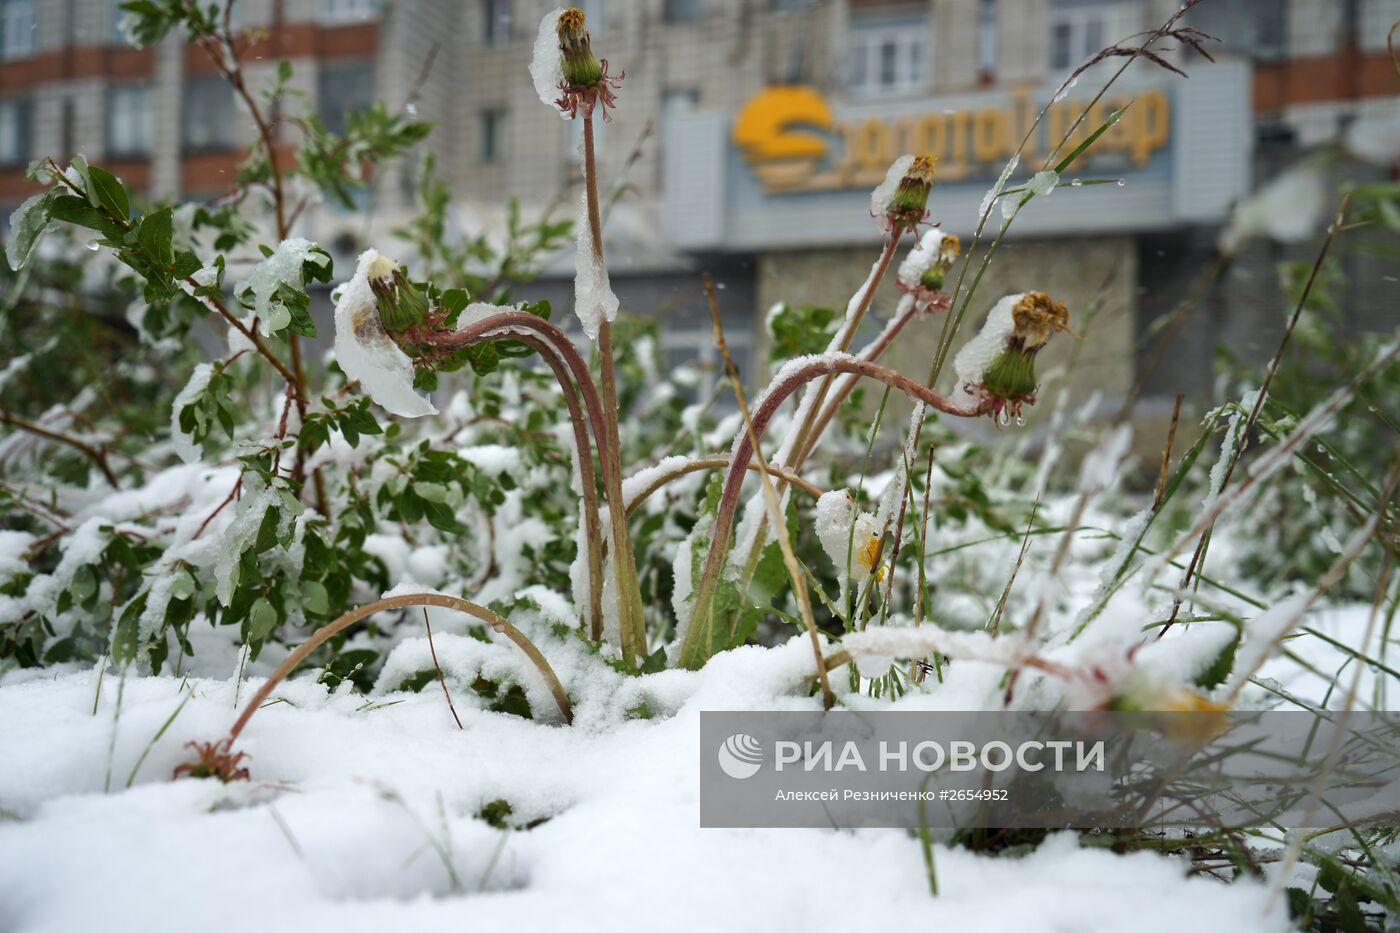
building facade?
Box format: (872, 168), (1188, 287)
(2, 0), (1398, 410)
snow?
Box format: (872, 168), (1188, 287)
(212, 480), (280, 606)
(0, 518), (110, 631)
(977, 154), (1019, 223)
(572, 192), (620, 340)
(455, 301), (512, 333)
(869, 154), (913, 218)
(0, 648), (1290, 932)
(0, 350), (33, 394)
(621, 455), (692, 509)
(1229, 590), (1314, 696)
(169, 363), (213, 464)
(236, 238), (329, 337)
(6, 192), (51, 271)
(896, 229), (951, 292)
(1077, 423), (1132, 493)
(814, 489), (881, 587)
(529, 9), (568, 117)
(952, 293), (1021, 391)
(0, 529), (35, 578)
(332, 249), (437, 419)
(1217, 159), (1327, 255)
(1029, 170), (1059, 197)
(459, 444), (523, 479)
(763, 301), (785, 337)
(1203, 388), (1262, 512)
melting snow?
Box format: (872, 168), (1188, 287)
(332, 250), (437, 419)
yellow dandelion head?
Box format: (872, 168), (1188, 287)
(1011, 291), (1070, 347)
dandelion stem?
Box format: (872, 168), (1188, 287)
(582, 110), (648, 668)
(226, 592), (573, 748)
(704, 274), (834, 709)
(677, 357), (989, 669)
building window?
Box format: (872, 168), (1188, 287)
(977, 0), (997, 78)
(1048, 2), (1137, 71)
(110, 0), (128, 43)
(483, 0), (511, 45)
(847, 15), (927, 98)
(319, 0), (381, 24)
(317, 59), (375, 136)
(0, 0), (36, 59)
(480, 108), (506, 162)
(0, 97), (32, 165)
(662, 89), (698, 117)
(183, 76), (237, 152)
(106, 84), (152, 158)
(1360, 0), (1400, 51)
(664, 0), (701, 23)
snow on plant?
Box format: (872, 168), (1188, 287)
(895, 228), (960, 314)
(952, 291), (1072, 425)
(332, 251), (438, 418)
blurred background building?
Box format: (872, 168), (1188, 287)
(1, 0), (1397, 414)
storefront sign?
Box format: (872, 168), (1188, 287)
(731, 84), (1171, 193)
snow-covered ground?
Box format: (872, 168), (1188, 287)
(0, 622), (1327, 932)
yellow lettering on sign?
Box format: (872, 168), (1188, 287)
(729, 84), (1172, 194)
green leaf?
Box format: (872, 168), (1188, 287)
(248, 596), (278, 642)
(48, 195), (112, 233)
(254, 506), (281, 554)
(1054, 106), (1128, 174)
(111, 594), (146, 665)
(137, 207), (175, 267)
(301, 580), (330, 616)
(5, 191), (54, 271)
(87, 167), (130, 221)
(1193, 626), (1240, 690)
(70, 565), (99, 605)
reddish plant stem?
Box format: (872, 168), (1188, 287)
(227, 592), (573, 746)
(422, 608), (463, 730)
(504, 332), (606, 641)
(432, 312), (622, 647)
(624, 458), (824, 517)
(782, 236), (902, 472)
(582, 112), (648, 667)
(733, 236), (906, 588)
(795, 294), (920, 469)
(676, 357), (989, 669)
(0, 410), (119, 487)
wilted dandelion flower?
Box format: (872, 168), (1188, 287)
(530, 7), (623, 121)
(815, 490), (887, 584)
(896, 229), (961, 314)
(871, 154), (937, 235)
(332, 250), (437, 419)
(952, 291), (1071, 423)
(1066, 642), (1231, 745)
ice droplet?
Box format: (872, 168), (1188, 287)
(405, 102), (418, 117)
(1070, 179), (1084, 188)
(1116, 178), (1126, 187)
(1029, 170), (1059, 197)
(84, 240), (100, 251)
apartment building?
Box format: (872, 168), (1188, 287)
(2, 0), (1398, 407)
